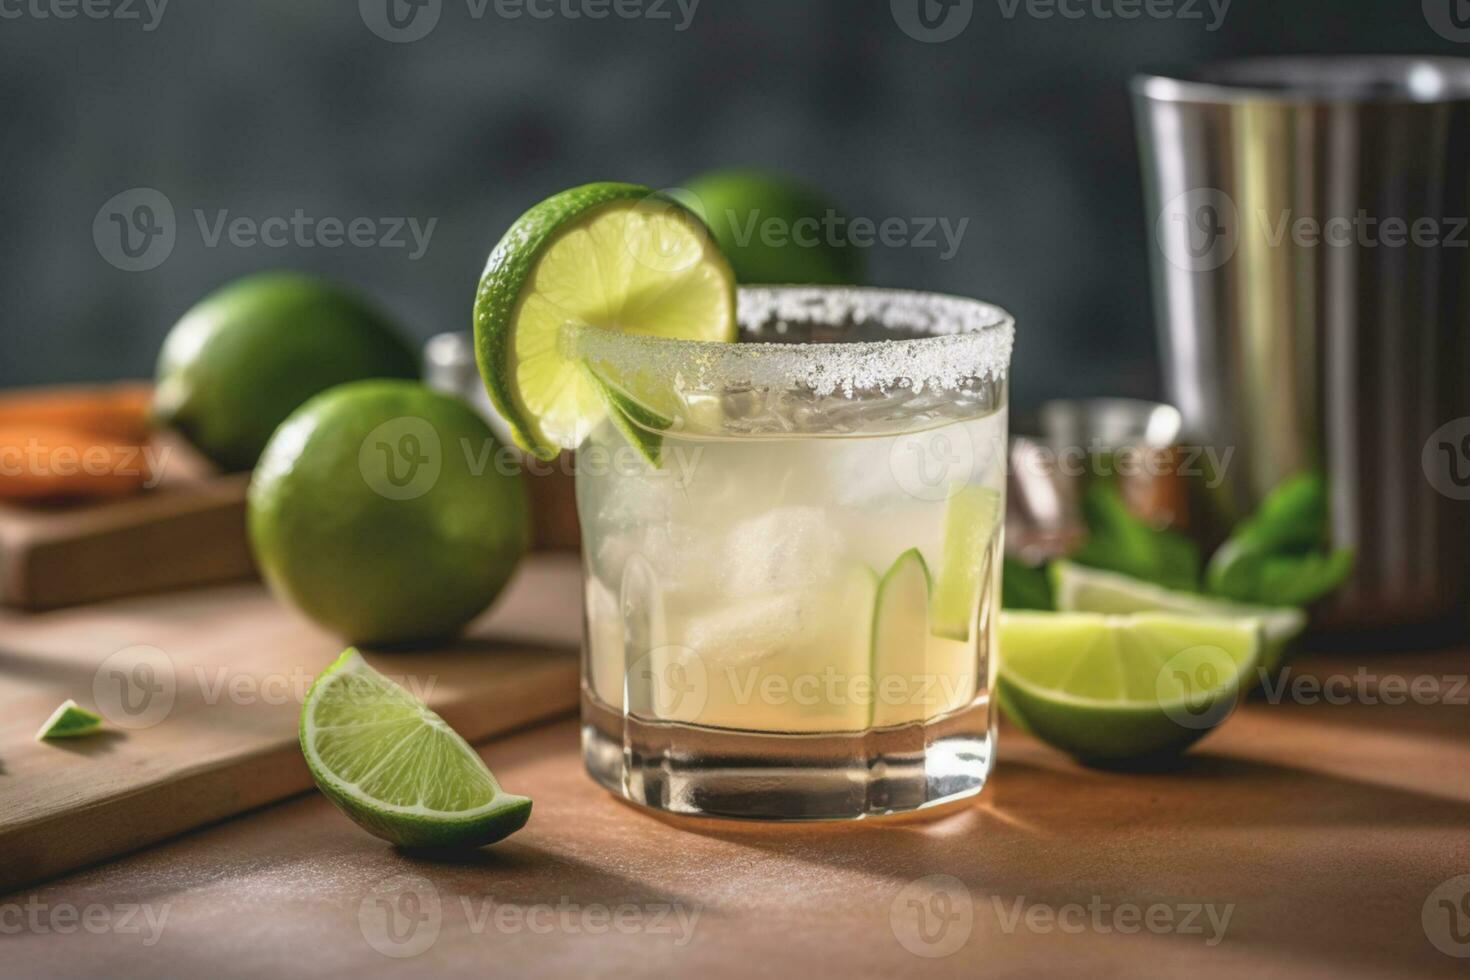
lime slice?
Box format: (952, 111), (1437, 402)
(582, 362), (672, 468)
(35, 699), (102, 740)
(474, 182), (736, 460)
(1051, 560), (1305, 676)
(871, 549), (978, 729)
(300, 649), (530, 848)
(998, 612), (1261, 763)
(929, 486), (1002, 641)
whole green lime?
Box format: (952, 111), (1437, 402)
(248, 380), (529, 646)
(678, 169), (865, 286)
(154, 272), (419, 471)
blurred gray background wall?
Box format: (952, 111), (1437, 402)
(0, 0), (1455, 408)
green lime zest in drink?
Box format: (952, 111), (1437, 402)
(473, 182), (736, 461)
(998, 612), (1261, 763)
(300, 649), (530, 848)
(35, 699), (103, 740)
(929, 485), (1002, 641)
(872, 549), (978, 728)
(872, 549), (932, 728)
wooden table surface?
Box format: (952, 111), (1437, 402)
(3, 646), (1468, 979)
(0, 555), (583, 891)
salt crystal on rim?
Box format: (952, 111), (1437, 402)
(573, 286), (1014, 399)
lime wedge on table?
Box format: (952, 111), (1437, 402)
(300, 649), (530, 848)
(929, 486), (1002, 641)
(473, 182), (737, 460)
(872, 550), (978, 728)
(998, 612), (1261, 763)
(1051, 560), (1305, 676)
(35, 699), (102, 740)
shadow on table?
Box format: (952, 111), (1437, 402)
(43, 729), (129, 757)
(640, 724), (1470, 979)
(396, 839), (709, 913)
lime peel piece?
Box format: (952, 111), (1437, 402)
(36, 699), (103, 741)
(872, 550), (931, 728)
(582, 361), (672, 468)
(929, 486), (1002, 641)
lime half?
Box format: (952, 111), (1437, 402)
(474, 182), (736, 459)
(300, 649), (530, 848)
(1051, 560), (1306, 676)
(35, 699), (102, 740)
(929, 486), (1002, 641)
(998, 612), (1261, 763)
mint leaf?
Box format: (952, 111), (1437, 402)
(1206, 470), (1354, 606)
(1070, 483), (1200, 592)
(1228, 470), (1328, 554)
(1256, 548), (1355, 606)
(1002, 556), (1054, 610)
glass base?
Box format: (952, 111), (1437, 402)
(581, 691), (995, 821)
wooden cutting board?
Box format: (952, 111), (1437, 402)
(0, 435), (258, 610)
(0, 552), (582, 891)
(0, 440), (580, 611)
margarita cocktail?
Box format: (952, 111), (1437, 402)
(575, 287), (1012, 819)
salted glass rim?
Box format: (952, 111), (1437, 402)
(571, 285), (1015, 398)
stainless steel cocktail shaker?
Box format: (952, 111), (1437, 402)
(1134, 57), (1470, 628)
